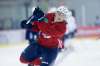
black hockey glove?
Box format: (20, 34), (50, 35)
(20, 20), (32, 29)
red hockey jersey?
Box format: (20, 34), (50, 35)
(32, 13), (67, 48)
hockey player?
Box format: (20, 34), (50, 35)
(20, 6), (67, 66)
(61, 7), (77, 51)
(63, 10), (77, 41)
(46, 6), (77, 66)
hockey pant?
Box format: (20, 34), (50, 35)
(20, 42), (59, 66)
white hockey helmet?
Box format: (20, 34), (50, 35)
(57, 6), (72, 18)
(57, 6), (69, 14)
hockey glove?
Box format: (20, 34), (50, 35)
(20, 20), (32, 29)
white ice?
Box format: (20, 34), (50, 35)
(54, 38), (100, 66)
(0, 38), (100, 66)
(0, 44), (28, 66)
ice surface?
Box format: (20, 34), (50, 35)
(0, 45), (27, 66)
(54, 38), (100, 66)
(0, 38), (100, 66)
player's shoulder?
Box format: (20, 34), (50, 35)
(46, 13), (55, 17)
(45, 13), (55, 21)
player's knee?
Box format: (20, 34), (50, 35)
(20, 56), (30, 63)
(20, 56), (41, 66)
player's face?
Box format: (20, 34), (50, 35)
(54, 11), (65, 22)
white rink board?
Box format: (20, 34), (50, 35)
(0, 29), (26, 44)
